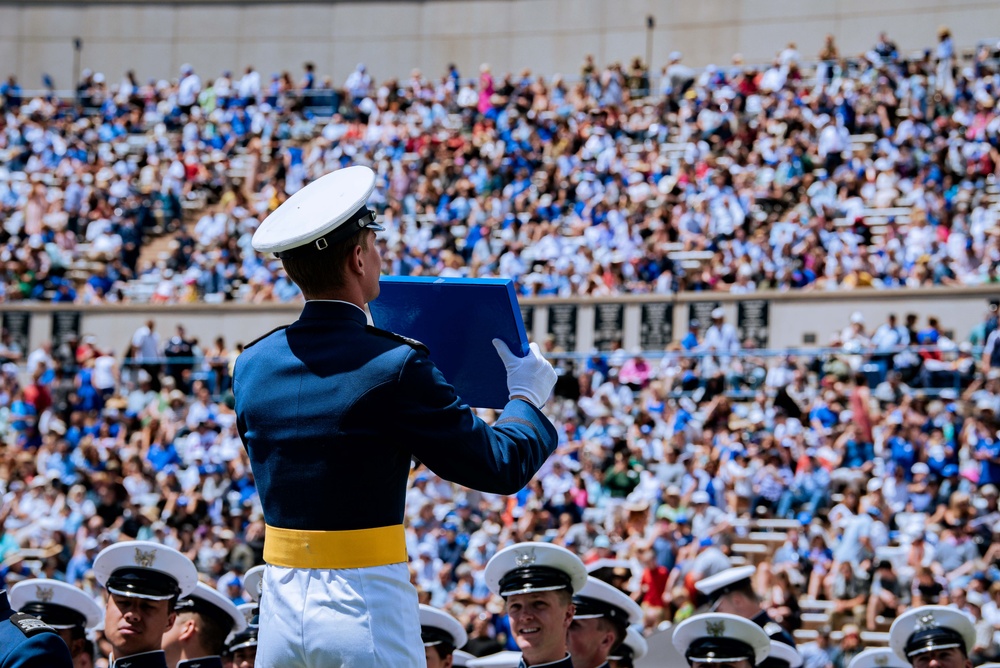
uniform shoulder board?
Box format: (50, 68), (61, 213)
(9, 612), (57, 637)
(243, 325), (289, 350)
(763, 622), (784, 637)
(365, 326), (430, 355)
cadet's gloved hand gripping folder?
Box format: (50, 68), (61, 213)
(368, 276), (531, 409)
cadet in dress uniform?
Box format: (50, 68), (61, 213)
(888, 606), (976, 668)
(607, 628), (647, 668)
(420, 604), (469, 668)
(763, 640), (803, 668)
(847, 648), (910, 668)
(235, 165), (559, 667)
(695, 566), (797, 648)
(484, 542), (589, 668)
(94, 541), (199, 668)
(9, 578), (102, 665)
(162, 582), (246, 668)
(567, 576), (642, 668)
(672, 613), (772, 668)
(226, 626), (257, 668)
(0, 586), (74, 667)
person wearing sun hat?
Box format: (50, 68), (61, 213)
(93, 540), (199, 668)
(235, 165), (559, 667)
(889, 605), (976, 668)
(672, 612), (771, 668)
(484, 541), (588, 667)
(567, 576), (643, 668)
(695, 565), (797, 648)
(9, 578), (102, 663)
(162, 581), (247, 668)
(420, 604), (469, 668)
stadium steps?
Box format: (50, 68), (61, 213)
(136, 195), (212, 272)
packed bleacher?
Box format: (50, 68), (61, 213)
(3, 29), (1000, 305)
(4, 26), (1000, 667)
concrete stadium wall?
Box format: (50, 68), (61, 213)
(1, 0), (999, 91)
(3, 286), (995, 358)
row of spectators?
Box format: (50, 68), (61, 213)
(4, 27), (1000, 304)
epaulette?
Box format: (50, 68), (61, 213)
(8, 612), (57, 637)
(243, 325), (289, 350)
(763, 621), (784, 637)
(366, 325), (430, 355)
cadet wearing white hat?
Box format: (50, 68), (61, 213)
(236, 164), (559, 667)
(94, 541), (199, 668)
(608, 627), (648, 667)
(162, 581), (247, 668)
(226, 625), (258, 668)
(568, 576), (642, 668)
(762, 640), (803, 668)
(673, 612), (771, 667)
(695, 566), (797, 648)
(9, 578), (101, 663)
(227, 564), (263, 665)
(889, 605), (976, 668)
(243, 565), (264, 607)
(420, 604), (469, 668)
(485, 542), (588, 667)
(847, 648), (910, 668)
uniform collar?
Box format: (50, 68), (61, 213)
(519, 653), (574, 667)
(111, 649), (169, 668)
(300, 300), (368, 326)
(178, 656), (224, 668)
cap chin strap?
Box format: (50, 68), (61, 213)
(107, 586), (175, 602)
(907, 642), (963, 657)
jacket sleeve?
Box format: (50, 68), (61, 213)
(395, 348), (558, 495)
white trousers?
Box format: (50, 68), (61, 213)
(256, 563), (426, 668)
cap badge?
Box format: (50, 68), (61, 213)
(916, 611), (936, 630)
(707, 620), (726, 637)
(875, 655), (889, 667)
(35, 586), (54, 603)
(134, 547), (157, 568)
(514, 548), (536, 568)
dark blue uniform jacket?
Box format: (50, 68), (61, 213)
(234, 300), (558, 531)
(0, 590), (73, 668)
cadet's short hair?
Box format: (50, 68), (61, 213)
(280, 228), (370, 296)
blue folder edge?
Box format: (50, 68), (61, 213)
(368, 276), (530, 410)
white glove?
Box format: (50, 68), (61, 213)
(492, 339), (557, 408)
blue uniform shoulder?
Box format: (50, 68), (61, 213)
(7, 612), (58, 638)
(243, 325), (289, 351)
(365, 325), (429, 355)
(1, 612), (73, 667)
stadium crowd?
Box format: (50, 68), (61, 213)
(4, 25), (1000, 667)
(0, 300), (999, 663)
(3, 28), (1000, 305)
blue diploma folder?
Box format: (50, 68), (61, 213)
(369, 276), (530, 409)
